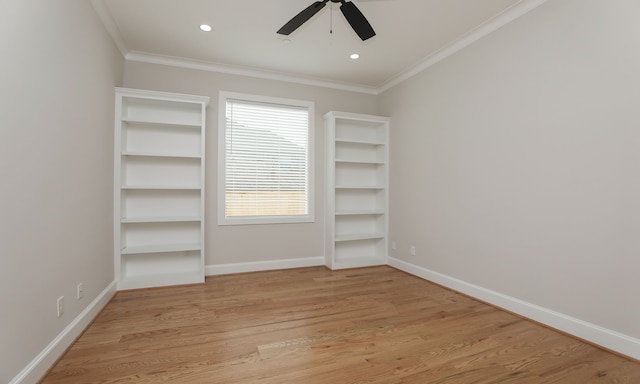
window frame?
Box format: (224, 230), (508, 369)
(217, 91), (315, 225)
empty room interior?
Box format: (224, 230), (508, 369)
(2, 0), (640, 383)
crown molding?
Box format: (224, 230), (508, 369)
(90, 0), (377, 94)
(92, 0), (547, 95)
(125, 51), (379, 95)
(376, 0), (549, 93)
(90, 0), (128, 58)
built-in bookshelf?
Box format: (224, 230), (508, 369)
(324, 111), (390, 269)
(114, 88), (209, 290)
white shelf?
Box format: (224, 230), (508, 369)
(121, 216), (201, 223)
(121, 243), (201, 255)
(122, 118), (201, 129)
(335, 138), (385, 146)
(335, 233), (385, 242)
(117, 270), (204, 291)
(335, 185), (385, 190)
(325, 111), (389, 270)
(122, 151), (201, 159)
(122, 119), (201, 155)
(331, 257), (386, 270)
(121, 185), (201, 190)
(335, 210), (384, 216)
(335, 158), (384, 165)
(115, 87), (209, 290)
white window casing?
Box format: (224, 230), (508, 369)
(218, 91), (315, 225)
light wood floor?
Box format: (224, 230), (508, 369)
(41, 266), (640, 383)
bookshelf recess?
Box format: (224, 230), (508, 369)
(325, 111), (390, 269)
(114, 88), (209, 290)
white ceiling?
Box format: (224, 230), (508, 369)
(93, 0), (544, 93)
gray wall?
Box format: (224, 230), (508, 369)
(123, 61), (378, 268)
(378, 0), (640, 340)
(4, 0), (640, 380)
(0, 1), (123, 381)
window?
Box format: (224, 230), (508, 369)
(218, 91), (314, 225)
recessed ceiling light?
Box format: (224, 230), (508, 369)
(350, 53), (360, 60)
(199, 24), (212, 32)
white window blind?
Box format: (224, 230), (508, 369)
(219, 93), (314, 224)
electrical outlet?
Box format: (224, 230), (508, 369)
(57, 296), (64, 317)
(77, 283), (84, 299)
(391, 241), (397, 250)
(410, 246), (416, 256)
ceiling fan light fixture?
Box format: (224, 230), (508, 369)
(199, 24), (212, 32)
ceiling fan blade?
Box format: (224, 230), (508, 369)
(340, 1), (376, 41)
(277, 1), (327, 35)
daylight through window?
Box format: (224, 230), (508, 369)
(219, 92), (314, 225)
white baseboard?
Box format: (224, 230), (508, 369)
(15, 256), (638, 384)
(10, 281), (117, 384)
(388, 256), (640, 360)
(206, 256), (325, 276)
(13, 258), (322, 383)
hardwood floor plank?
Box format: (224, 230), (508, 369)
(40, 266), (639, 383)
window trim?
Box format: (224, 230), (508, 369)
(217, 91), (315, 225)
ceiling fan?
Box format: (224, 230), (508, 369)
(277, 0), (376, 41)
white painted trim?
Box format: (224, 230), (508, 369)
(387, 257), (640, 361)
(217, 91), (316, 226)
(377, 0), (549, 93)
(126, 51), (379, 95)
(121, 1), (549, 95)
(92, 0), (547, 95)
(205, 257), (324, 276)
(10, 281), (117, 384)
(90, 0), (128, 58)
(123, 0), (546, 96)
(12, 252), (638, 383)
(115, 87), (210, 105)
